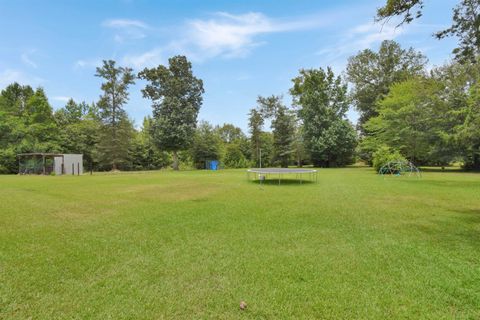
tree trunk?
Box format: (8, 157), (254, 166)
(172, 150), (179, 171)
(471, 150), (480, 171)
(111, 89), (117, 172)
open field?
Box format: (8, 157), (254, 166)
(1, 167), (479, 319)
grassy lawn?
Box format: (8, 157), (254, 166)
(1, 167), (479, 319)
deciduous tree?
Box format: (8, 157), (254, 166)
(346, 40), (427, 131)
(138, 55), (204, 170)
(190, 121), (222, 169)
(363, 77), (449, 164)
(376, 0), (480, 63)
(216, 123), (246, 144)
(291, 67), (357, 167)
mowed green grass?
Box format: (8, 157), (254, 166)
(1, 167), (479, 319)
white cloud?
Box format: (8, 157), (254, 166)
(121, 11), (332, 68)
(102, 18), (148, 43)
(102, 19), (148, 29)
(123, 48), (164, 69)
(21, 51), (38, 69)
(74, 60), (87, 68)
(52, 96), (72, 102)
(184, 12), (328, 60)
(0, 69), (44, 88)
(185, 12), (269, 59)
(353, 23), (403, 49)
(0, 69), (23, 87)
(317, 22), (405, 61)
(73, 59), (102, 70)
(236, 73), (251, 81)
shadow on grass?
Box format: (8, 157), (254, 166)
(307, 165), (369, 170)
(407, 207), (480, 249)
(419, 167), (480, 174)
(446, 208), (480, 246)
(399, 179), (480, 189)
(452, 208), (480, 215)
(249, 179), (316, 186)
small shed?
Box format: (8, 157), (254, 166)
(17, 153), (83, 175)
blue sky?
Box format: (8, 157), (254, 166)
(0, 0), (457, 131)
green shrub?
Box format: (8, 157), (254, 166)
(357, 135), (380, 165)
(224, 143), (249, 168)
(0, 148), (17, 174)
(372, 146), (406, 173)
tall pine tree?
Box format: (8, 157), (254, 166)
(256, 95), (295, 167)
(95, 60), (135, 170)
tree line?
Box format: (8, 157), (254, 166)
(364, 0), (480, 169)
(0, 0), (478, 173)
(0, 55), (251, 173)
(248, 0), (479, 170)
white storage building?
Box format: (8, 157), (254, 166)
(54, 154), (83, 175)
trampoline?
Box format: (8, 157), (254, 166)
(247, 168), (318, 185)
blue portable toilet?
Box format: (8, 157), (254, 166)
(207, 160), (219, 170)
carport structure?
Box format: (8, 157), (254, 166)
(17, 153), (65, 175)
